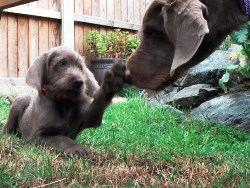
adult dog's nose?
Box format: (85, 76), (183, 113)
(74, 78), (83, 89)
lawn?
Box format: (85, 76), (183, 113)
(0, 89), (249, 187)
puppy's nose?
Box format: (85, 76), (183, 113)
(74, 78), (83, 89)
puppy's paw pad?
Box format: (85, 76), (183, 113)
(103, 62), (126, 93)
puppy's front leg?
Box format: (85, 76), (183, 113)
(35, 135), (91, 157)
(84, 63), (126, 127)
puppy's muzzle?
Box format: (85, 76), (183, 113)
(73, 78), (84, 90)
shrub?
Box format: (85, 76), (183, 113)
(84, 29), (140, 59)
(219, 22), (250, 93)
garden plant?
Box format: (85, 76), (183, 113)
(219, 21), (250, 93)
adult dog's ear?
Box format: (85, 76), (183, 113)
(26, 52), (49, 90)
(162, 0), (209, 76)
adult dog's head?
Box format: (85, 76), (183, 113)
(126, 0), (248, 90)
(26, 47), (99, 101)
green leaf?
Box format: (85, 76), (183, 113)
(226, 65), (240, 73)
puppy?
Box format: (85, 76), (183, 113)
(3, 46), (126, 157)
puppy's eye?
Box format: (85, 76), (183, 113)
(59, 60), (67, 67)
(79, 66), (83, 72)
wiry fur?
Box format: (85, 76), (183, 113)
(3, 46), (127, 157)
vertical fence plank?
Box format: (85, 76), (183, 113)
(8, 15), (18, 77)
(75, 0), (84, 55)
(38, 0), (49, 54)
(92, 0), (100, 17)
(84, 0), (92, 15)
(75, 23), (84, 55)
(91, 0), (100, 33)
(83, 0), (93, 66)
(17, 16), (29, 77)
(121, 0), (128, 22)
(29, 17), (38, 66)
(127, 0), (134, 23)
(134, 0), (140, 24)
(99, 0), (107, 34)
(83, 24), (92, 67)
(48, 0), (60, 11)
(61, 0), (74, 49)
(114, 0), (121, 21)
(49, 19), (60, 49)
(38, 0), (48, 9)
(106, 0), (114, 33)
(38, 18), (49, 54)
(140, 0), (146, 23)
(75, 0), (83, 13)
(106, 0), (114, 20)
(99, 0), (106, 18)
(0, 15), (8, 77)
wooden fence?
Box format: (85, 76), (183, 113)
(0, 0), (154, 78)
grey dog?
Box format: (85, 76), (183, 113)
(3, 46), (127, 157)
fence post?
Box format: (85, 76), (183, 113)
(61, 0), (74, 50)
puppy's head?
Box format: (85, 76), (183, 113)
(126, 0), (209, 90)
(26, 46), (99, 101)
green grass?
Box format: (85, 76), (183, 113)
(0, 94), (249, 187)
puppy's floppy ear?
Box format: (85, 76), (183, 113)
(162, 0), (209, 76)
(26, 52), (49, 90)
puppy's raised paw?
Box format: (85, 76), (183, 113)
(102, 62), (126, 94)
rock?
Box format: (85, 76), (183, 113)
(180, 48), (240, 87)
(172, 84), (219, 108)
(146, 87), (179, 105)
(148, 99), (185, 117)
(190, 91), (250, 131)
(146, 88), (184, 116)
(161, 87), (179, 104)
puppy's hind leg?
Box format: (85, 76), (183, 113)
(2, 95), (31, 136)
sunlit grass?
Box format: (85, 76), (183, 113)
(0, 93), (249, 187)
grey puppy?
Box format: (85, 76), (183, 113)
(3, 46), (126, 157)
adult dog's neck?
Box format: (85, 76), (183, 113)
(239, 0), (250, 15)
(200, 0), (248, 31)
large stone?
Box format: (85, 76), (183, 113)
(173, 84), (219, 108)
(146, 88), (184, 116)
(146, 87), (179, 105)
(180, 46), (241, 87)
(190, 91), (250, 131)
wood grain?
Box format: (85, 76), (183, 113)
(17, 15), (29, 77)
(49, 19), (60, 49)
(0, 15), (8, 77)
(127, 0), (134, 23)
(7, 14), (18, 77)
(38, 18), (49, 55)
(28, 16), (38, 67)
